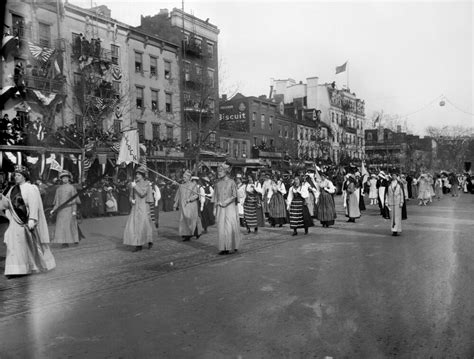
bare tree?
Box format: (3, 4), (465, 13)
(426, 125), (473, 171)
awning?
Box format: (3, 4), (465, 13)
(1, 36), (19, 59)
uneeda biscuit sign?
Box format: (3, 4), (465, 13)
(219, 102), (248, 132)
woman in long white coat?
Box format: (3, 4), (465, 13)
(386, 173), (406, 236)
(0, 165), (56, 278)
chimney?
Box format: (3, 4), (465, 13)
(159, 8), (169, 16)
(397, 125), (402, 133)
(306, 76), (319, 110)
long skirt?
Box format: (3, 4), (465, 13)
(389, 204), (402, 233)
(244, 196), (259, 228)
(52, 206), (79, 244)
(201, 201), (215, 230)
(289, 197), (314, 229)
(216, 204), (241, 251)
(316, 191), (337, 226)
(268, 192), (287, 225)
(307, 192), (316, 217)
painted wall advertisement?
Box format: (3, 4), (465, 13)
(219, 101), (249, 132)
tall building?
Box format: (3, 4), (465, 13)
(139, 8), (220, 159)
(271, 77), (366, 164)
(218, 93), (297, 169)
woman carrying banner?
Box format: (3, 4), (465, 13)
(0, 165), (56, 278)
(123, 167), (154, 251)
(50, 170), (81, 247)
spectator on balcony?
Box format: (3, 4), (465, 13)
(80, 35), (90, 60)
(74, 34), (83, 57)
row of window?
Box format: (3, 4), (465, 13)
(137, 122), (174, 141)
(11, 14), (51, 47)
(134, 52), (172, 79)
(331, 111), (363, 130)
(221, 140), (248, 158)
(251, 113), (274, 130)
(135, 86), (173, 113)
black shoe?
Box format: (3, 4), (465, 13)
(196, 235), (201, 239)
(182, 236), (191, 241)
(254, 228), (258, 233)
(292, 231), (298, 236)
(218, 250), (229, 255)
(279, 224), (283, 227)
(148, 242), (153, 249)
(392, 232), (398, 236)
(61, 243), (69, 248)
(304, 228), (308, 234)
(247, 228), (251, 234)
(132, 246), (142, 252)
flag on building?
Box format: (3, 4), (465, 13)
(117, 129), (140, 165)
(335, 61), (347, 74)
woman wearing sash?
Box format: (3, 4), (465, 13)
(0, 165), (56, 278)
(386, 172), (407, 236)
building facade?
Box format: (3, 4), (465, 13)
(139, 9), (220, 158)
(365, 127), (435, 172)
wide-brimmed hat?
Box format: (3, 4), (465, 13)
(236, 173), (242, 179)
(136, 166), (148, 176)
(191, 176), (199, 181)
(59, 170), (72, 179)
(183, 169), (192, 177)
(202, 176), (210, 182)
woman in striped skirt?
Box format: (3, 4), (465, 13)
(286, 176), (313, 236)
(268, 175), (287, 227)
(243, 176), (263, 234)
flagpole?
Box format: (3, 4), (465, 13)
(347, 61), (349, 91)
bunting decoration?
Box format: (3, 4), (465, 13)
(27, 156), (39, 165)
(49, 159), (62, 172)
(83, 157), (92, 171)
(111, 142), (120, 153)
(31, 90), (59, 106)
(5, 152), (17, 164)
(28, 42), (55, 63)
(111, 65), (122, 80)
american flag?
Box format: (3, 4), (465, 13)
(111, 142), (120, 153)
(83, 158), (92, 171)
(95, 97), (106, 111)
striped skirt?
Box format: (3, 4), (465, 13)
(268, 192), (287, 224)
(289, 197), (313, 229)
(244, 195), (259, 228)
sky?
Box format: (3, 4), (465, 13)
(69, 0), (473, 135)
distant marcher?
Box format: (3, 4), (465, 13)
(315, 171), (337, 228)
(344, 174), (361, 223)
(51, 170), (81, 247)
(286, 176), (313, 236)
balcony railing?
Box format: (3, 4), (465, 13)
(70, 42), (112, 62)
(183, 40), (202, 58)
(23, 75), (64, 93)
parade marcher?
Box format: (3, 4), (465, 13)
(236, 174), (246, 227)
(400, 174), (409, 201)
(449, 172), (459, 197)
(304, 170), (318, 217)
(386, 172), (407, 236)
(417, 174), (432, 206)
(267, 175), (287, 227)
(151, 180), (161, 228)
(427, 174), (435, 202)
(243, 175), (265, 233)
(0, 165), (56, 278)
(213, 163), (241, 254)
(173, 170), (202, 241)
(411, 175), (419, 200)
(434, 174), (443, 200)
(200, 176), (215, 233)
(355, 172), (366, 212)
(344, 174), (361, 223)
(377, 171), (390, 218)
(50, 170), (81, 247)
(123, 167), (154, 252)
(286, 176), (313, 236)
(260, 172), (273, 217)
(368, 174), (378, 205)
(105, 186), (118, 216)
(314, 170), (337, 227)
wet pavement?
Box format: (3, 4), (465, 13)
(0, 194), (473, 358)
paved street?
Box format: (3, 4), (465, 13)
(0, 194), (473, 358)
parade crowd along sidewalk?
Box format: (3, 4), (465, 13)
(1, 160), (471, 278)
